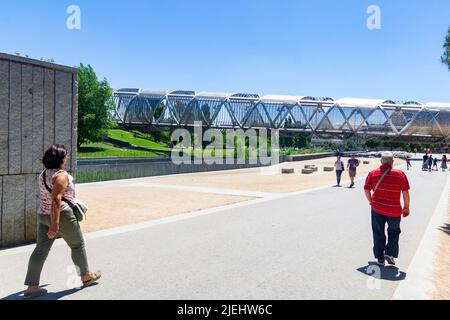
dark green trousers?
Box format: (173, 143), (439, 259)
(24, 208), (90, 286)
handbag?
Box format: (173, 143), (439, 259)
(42, 170), (88, 222)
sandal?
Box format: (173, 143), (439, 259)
(23, 288), (48, 300)
(82, 271), (102, 288)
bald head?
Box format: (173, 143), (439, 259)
(381, 151), (394, 166)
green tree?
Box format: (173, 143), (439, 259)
(292, 135), (310, 149)
(442, 26), (450, 70)
(153, 101), (165, 120)
(77, 63), (114, 148)
(366, 138), (381, 149)
(201, 103), (211, 124)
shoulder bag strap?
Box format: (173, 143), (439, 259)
(43, 170), (74, 206)
(373, 168), (390, 194)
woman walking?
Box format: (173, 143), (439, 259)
(23, 144), (101, 299)
(334, 155), (345, 187)
(441, 155), (448, 172)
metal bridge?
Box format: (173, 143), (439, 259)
(113, 89), (450, 143)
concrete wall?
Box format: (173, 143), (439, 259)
(283, 152), (336, 162)
(77, 157), (275, 183)
(0, 53), (77, 247)
(76, 153), (337, 184)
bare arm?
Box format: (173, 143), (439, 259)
(402, 190), (410, 208)
(48, 172), (68, 239)
(402, 190), (410, 217)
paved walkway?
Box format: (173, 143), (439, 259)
(0, 165), (447, 300)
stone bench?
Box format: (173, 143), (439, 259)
(363, 161), (370, 165)
(323, 167), (334, 172)
(304, 165), (318, 172)
(302, 168), (315, 174)
(282, 168), (295, 174)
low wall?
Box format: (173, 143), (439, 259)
(77, 157), (275, 183)
(283, 152), (335, 162)
(76, 153), (337, 183)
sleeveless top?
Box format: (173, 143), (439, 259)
(38, 169), (75, 215)
(335, 160), (344, 171)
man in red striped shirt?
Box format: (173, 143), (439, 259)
(364, 151), (410, 267)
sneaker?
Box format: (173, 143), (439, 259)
(384, 255), (396, 266)
(376, 259), (385, 266)
(349, 183), (355, 188)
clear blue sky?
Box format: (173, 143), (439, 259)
(1, 0), (450, 102)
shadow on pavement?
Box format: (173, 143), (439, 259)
(0, 283), (98, 300)
(356, 262), (407, 281)
(438, 223), (450, 236)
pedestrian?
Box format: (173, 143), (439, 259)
(334, 155), (345, 187)
(364, 151), (410, 267)
(428, 155), (433, 172)
(433, 157), (439, 171)
(441, 155), (448, 172)
(347, 153), (360, 188)
(406, 157), (412, 171)
(23, 144), (101, 299)
(422, 153), (428, 164)
(422, 153), (429, 171)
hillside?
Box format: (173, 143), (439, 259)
(77, 129), (171, 158)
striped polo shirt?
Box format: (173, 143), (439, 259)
(364, 164), (410, 217)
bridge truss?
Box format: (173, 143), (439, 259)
(113, 89), (450, 143)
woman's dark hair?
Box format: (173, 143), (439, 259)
(42, 144), (68, 169)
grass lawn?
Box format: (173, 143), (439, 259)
(107, 129), (170, 151)
(77, 143), (169, 158)
(78, 129), (170, 158)
(78, 129), (251, 159)
(281, 148), (326, 156)
(78, 129), (323, 159)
